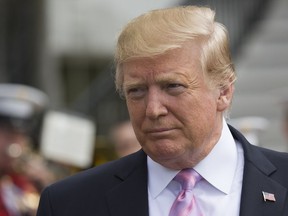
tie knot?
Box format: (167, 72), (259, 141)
(174, 169), (201, 190)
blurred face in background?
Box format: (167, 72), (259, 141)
(111, 121), (141, 158)
(0, 126), (27, 174)
(122, 41), (232, 170)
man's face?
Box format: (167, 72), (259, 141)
(122, 42), (227, 169)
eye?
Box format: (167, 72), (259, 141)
(167, 83), (183, 89)
(165, 83), (186, 95)
(125, 86), (146, 99)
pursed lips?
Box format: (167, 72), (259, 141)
(145, 127), (175, 135)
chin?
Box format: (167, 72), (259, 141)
(146, 146), (184, 161)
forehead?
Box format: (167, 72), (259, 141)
(122, 42), (203, 82)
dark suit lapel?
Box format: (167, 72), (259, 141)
(105, 150), (149, 216)
(229, 125), (288, 216)
(239, 158), (288, 216)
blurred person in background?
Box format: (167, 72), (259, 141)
(0, 118), (39, 216)
(37, 6), (288, 216)
(109, 120), (141, 158)
(0, 84), (56, 216)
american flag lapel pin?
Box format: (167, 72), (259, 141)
(262, 191), (276, 202)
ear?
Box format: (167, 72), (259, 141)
(217, 84), (234, 112)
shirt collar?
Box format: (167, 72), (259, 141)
(147, 119), (238, 198)
(194, 120), (238, 194)
(147, 156), (178, 199)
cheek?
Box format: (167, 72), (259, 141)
(126, 101), (145, 131)
(175, 99), (216, 136)
(127, 102), (142, 122)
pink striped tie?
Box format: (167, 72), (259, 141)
(169, 169), (203, 216)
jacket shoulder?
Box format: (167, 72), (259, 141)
(38, 150), (147, 216)
(257, 146), (288, 170)
(49, 149), (146, 191)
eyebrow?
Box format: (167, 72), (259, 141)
(154, 72), (190, 83)
(123, 71), (191, 88)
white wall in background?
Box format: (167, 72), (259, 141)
(45, 0), (180, 55)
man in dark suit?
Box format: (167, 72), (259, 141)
(37, 6), (288, 216)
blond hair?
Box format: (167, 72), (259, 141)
(115, 6), (236, 95)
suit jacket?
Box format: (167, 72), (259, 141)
(36, 125), (288, 216)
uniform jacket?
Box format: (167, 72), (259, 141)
(36, 125), (288, 216)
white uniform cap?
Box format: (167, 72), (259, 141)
(0, 84), (49, 119)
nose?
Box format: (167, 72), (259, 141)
(145, 88), (168, 119)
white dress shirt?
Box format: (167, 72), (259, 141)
(148, 120), (244, 216)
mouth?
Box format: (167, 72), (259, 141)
(148, 128), (171, 132)
(145, 127), (175, 136)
